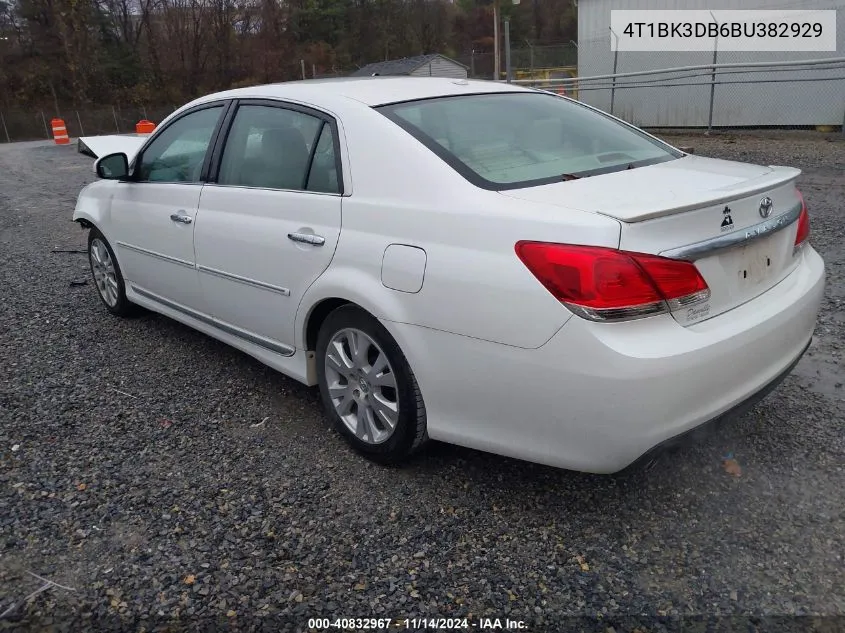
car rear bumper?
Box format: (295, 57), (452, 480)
(620, 336), (810, 474)
(385, 245), (825, 474)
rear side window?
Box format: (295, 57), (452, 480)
(378, 93), (683, 190)
(306, 124), (340, 194)
(217, 104), (339, 193)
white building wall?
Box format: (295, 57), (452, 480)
(410, 57), (468, 78)
(577, 0), (845, 126)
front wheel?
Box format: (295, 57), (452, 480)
(316, 305), (427, 464)
(87, 228), (139, 317)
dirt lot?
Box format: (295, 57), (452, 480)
(1, 131), (843, 632)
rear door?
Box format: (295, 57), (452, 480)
(193, 100), (344, 354)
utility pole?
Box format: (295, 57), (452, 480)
(504, 18), (512, 82)
(493, 0), (500, 80)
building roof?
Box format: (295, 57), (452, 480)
(350, 54), (468, 77)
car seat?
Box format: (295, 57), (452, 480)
(242, 125), (310, 190)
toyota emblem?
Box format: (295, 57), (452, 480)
(759, 196), (774, 218)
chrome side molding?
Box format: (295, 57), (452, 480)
(131, 285), (295, 357)
(197, 265), (291, 296)
(117, 241), (195, 269)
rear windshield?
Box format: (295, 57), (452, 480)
(377, 92), (683, 190)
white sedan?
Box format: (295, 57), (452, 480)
(73, 77), (824, 474)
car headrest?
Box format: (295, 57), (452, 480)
(260, 126), (308, 167)
(521, 118), (564, 153)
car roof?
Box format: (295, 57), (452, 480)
(190, 76), (533, 110)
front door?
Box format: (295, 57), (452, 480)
(110, 103), (227, 314)
(193, 101), (344, 352)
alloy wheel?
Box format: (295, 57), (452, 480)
(324, 327), (400, 445)
(90, 237), (119, 307)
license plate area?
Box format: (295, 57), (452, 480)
(671, 230), (795, 327)
(736, 239), (777, 289)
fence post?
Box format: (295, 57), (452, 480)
(40, 111), (49, 139)
(76, 111), (85, 137)
(301, 59), (306, 80)
(470, 50), (475, 78)
(493, 0), (500, 80)
(609, 28), (620, 116)
(142, 105), (148, 119)
(707, 48), (718, 131)
(112, 106), (120, 133)
(707, 13), (719, 132)
(0, 111), (9, 143)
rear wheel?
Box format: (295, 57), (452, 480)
(316, 305), (427, 464)
(87, 228), (138, 317)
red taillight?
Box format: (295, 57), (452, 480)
(794, 190), (810, 252)
(515, 242), (710, 322)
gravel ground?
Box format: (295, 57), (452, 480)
(1, 132), (843, 632)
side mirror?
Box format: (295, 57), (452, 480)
(95, 153), (130, 180)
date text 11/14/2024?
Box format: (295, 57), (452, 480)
(307, 617), (529, 630)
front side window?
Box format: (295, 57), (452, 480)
(136, 106), (224, 183)
(218, 104), (339, 193)
(378, 92), (683, 190)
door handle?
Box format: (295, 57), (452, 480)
(170, 213), (193, 225)
(288, 232), (325, 246)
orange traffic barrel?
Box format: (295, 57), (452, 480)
(51, 118), (70, 145)
(136, 120), (156, 134)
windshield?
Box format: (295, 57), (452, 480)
(378, 92), (683, 190)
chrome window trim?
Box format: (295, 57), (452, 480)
(197, 265), (291, 296)
(661, 201), (802, 261)
(120, 181), (205, 187)
(132, 285), (295, 357)
(200, 183), (342, 197)
(117, 241), (195, 269)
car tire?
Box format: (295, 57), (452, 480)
(316, 304), (428, 464)
(87, 228), (139, 317)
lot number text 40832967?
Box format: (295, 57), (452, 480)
(307, 617), (529, 630)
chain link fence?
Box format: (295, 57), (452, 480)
(515, 56), (845, 131)
(456, 43), (577, 80)
(0, 106), (178, 143)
